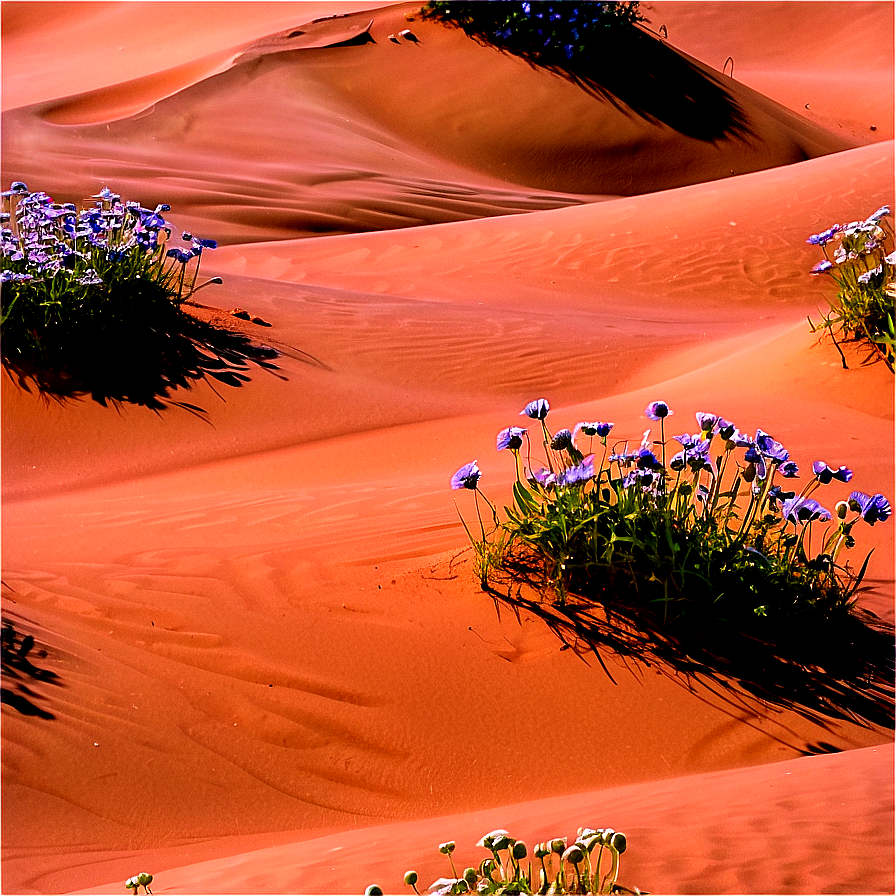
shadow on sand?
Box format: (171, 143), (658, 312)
(473, 557), (894, 736)
(2, 305), (288, 417)
(460, 21), (753, 143)
(1, 617), (62, 720)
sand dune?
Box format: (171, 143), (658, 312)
(2, 2), (893, 895)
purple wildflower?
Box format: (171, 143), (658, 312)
(781, 495), (831, 524)
(576, 421), (613, 439)
(812, 460), (853, 484)
(779, 460), (800, 478)
(645, 400), (672, 420)
(811, 260), (834, 274)
(849, 491), (892, 525)
(695, 412), (718, 433)
(807, 225), (841, 246)
(527, 467), (555, 489)
(496, 426), (526, 451)
(521, 398), (549, 420)
(557, 455), (594, 486)
(451, 461), (481, 490)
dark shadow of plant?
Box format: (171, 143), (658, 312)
(421, 1), (753, 143)
(2, 300), (284, 417)
(1, 617), (62, 720)
(479, 553), (894, 733)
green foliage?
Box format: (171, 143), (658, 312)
(371, 827), (643, 895)
(808, 205), (895, 372)
(453, 402), (890, 644)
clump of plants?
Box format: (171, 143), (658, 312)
(420, 1), (645, 65)
(808, 204), (895, 371)
(125, 873), (154, 894)
(1, 182), (219, 370)
(451, 398), (890, 640)
(367, 827), (642, 895)
(1, 182), (277, 409)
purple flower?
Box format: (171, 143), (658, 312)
(812, 460), (853, 484)
(0, 270), (33, 282)
(527, 467), (555, 488)
(496, 426), (526, 451)
(779, 460), (800, 478)
(781, 495), (831, 524)
(451, 461), (481, 490)
(521, 398), (549, 420)
(695, 412), (718, 433)
(849, 491), (892, 525)
(865, 205), (890, 224)
(166, 247), (193, 264)
(576, 421), (613, 439)
(645, 401), (672, 420)
(557, 455), (594, 486)
(622, 468), (657, 489)
(811, 260), (833, 274)
(636, 448), (661, 470)
(807, 225), (841, 246)
(767, 485), (796, 510)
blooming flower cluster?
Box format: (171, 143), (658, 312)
(452, 398), (889, 620)
(807, 204), (894, 371)
(1, 183), (216, 296)
(1, 182), (221, 373)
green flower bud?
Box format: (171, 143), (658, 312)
(836, 501), (849, 520)
(562, 845), (584, 865)
(365, 886), (384, 895)
(609, 832), (627, 854)
(511, 841), (527, 861)
(439, 841), (456, 855)
(492, 834), (513, 852)
(550, 838), (566, 855)
(404, 871), (418, 886)
(580, 834), (600, 853)
(125, 879), (137, 891)
(534, 842), (550, 859)
(463, 867), (478, 885)
(136, 874), (153, 887)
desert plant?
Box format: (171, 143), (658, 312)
(808, 204), (895, 371)
(420, 1), (645, 66)
(451, 399), (890, 639)
(1, 182), (220, 373)
(375, 827), (642, 895)
(125, 873), (153, 895)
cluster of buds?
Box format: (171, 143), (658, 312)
(387, 826), (640, 895)
(125, 872), (153, 894)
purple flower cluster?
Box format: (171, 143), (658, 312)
(1, 182), (216, 299)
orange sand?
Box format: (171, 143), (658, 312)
(2, 2), (893, 894)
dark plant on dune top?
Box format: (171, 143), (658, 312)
(0, 182), (278, 412)
(452, 399), (894, 729)
(808, 204), (895, 372)
(419, 1), (751, 143)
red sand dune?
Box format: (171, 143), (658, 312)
(2, 2), (893, 895)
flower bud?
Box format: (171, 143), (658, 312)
(439, 841), (456, 855)
(562, 845), (584, 865)
(136, 874), (153, 887)
(492, 834), (513, 852)
(550, 838), (566, 855)
(609, 832), (627, 854)
(365, 887), (383, 895)
(534, 842), (550, 859)
(404, 871), (418, 886)
(125, 879), (137, 891)
(836, 501), (849, 520)
(512, 841), (528, 860)
(463, 868), (478, 886)
(742, 463), (756, 483)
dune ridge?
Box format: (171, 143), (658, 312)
(2, 2), (893, 895)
